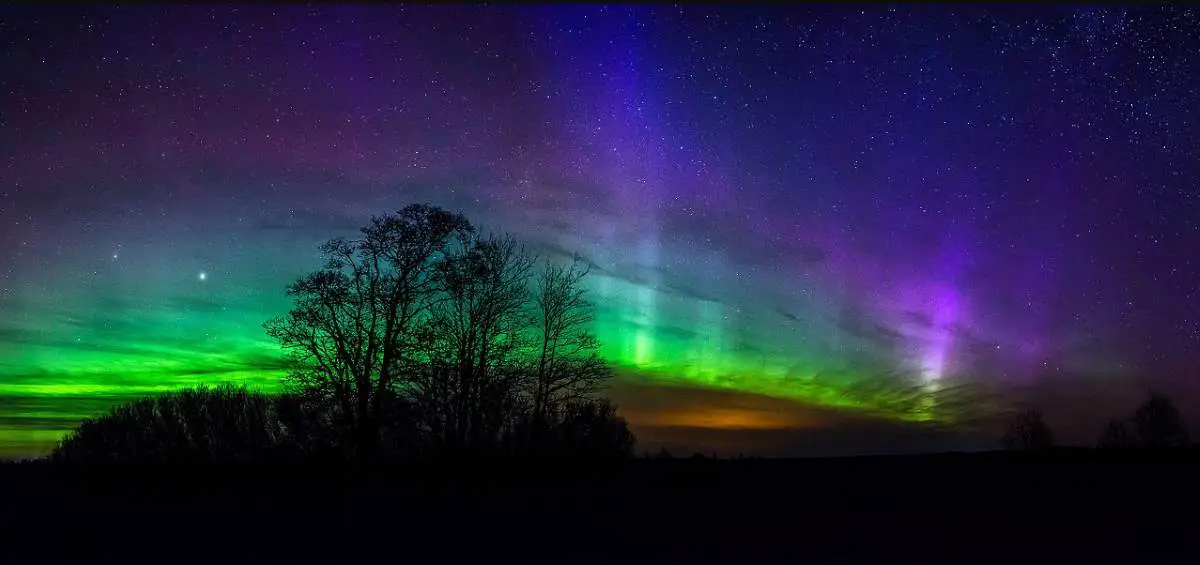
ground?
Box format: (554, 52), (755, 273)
(2, 450), (1197, 564)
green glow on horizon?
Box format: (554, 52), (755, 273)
(0, 244), (954, 459)
(0, 276), (292, 457)
(584, 271), (950, 424)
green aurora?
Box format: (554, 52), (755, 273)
(0, 248), (961, 459)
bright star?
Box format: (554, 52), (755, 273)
(198, 271), (208, 281)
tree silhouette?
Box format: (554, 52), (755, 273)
(1097, 418), (1135, 449)
(1131, 392), (1189, 448)
(419, 232), (535, 456)
(999, 407), (1054, 450)
(530, 256), (612, 449)
(259, 203), (634, 466)
(264, 204), (472, 462)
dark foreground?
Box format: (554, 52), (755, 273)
(3, 450), (1199, 564)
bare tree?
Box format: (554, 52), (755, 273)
(1000, 407), (1054, 450)
(531, 256), (612, 432)
(262, 204), (634, 465)
(419, 232), (535, 454)
(263, 204), (472, 461)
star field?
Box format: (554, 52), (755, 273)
(1, 6), (1199, 458)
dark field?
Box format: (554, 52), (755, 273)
(3, 450), (1199, 564)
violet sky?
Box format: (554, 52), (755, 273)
(2, 5), (1199, 457)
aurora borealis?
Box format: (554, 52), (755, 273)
(3, 6), (1199, 458)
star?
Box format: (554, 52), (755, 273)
(198, 271), (208, 282)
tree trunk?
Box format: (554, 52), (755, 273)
(356, 415), (381, 465)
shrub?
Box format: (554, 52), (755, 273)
(507, 398), (636, 464)
(51, 385), (636, 472)
(52, 384), (308, 464)
(1000, 408), (1054, 450)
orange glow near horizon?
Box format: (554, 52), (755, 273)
(629, 407), (827, 430)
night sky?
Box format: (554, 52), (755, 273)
(2, 5), (1199, 459)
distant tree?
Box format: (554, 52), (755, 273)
(1097, 418), (1135, 449)
(1131, 392), (1189, 448)
(1000, 407), (1054, 450)
(264, 204), (473, 462)
(530, 256), (612, 446)
(655, 447), (674, 460)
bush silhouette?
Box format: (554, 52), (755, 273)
(1097, 418), (1135, 449)
(1131, 392), (1189, 448)
(52, 384), (304, 464)
(1000, 407), (1054, 450)
(52, 385), (634, 469)
(532, 399), (635, 462)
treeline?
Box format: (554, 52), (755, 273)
(52, 385), (631, 469)
(53, 204), (635, 468)
(1002, 392), (1191, 451)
